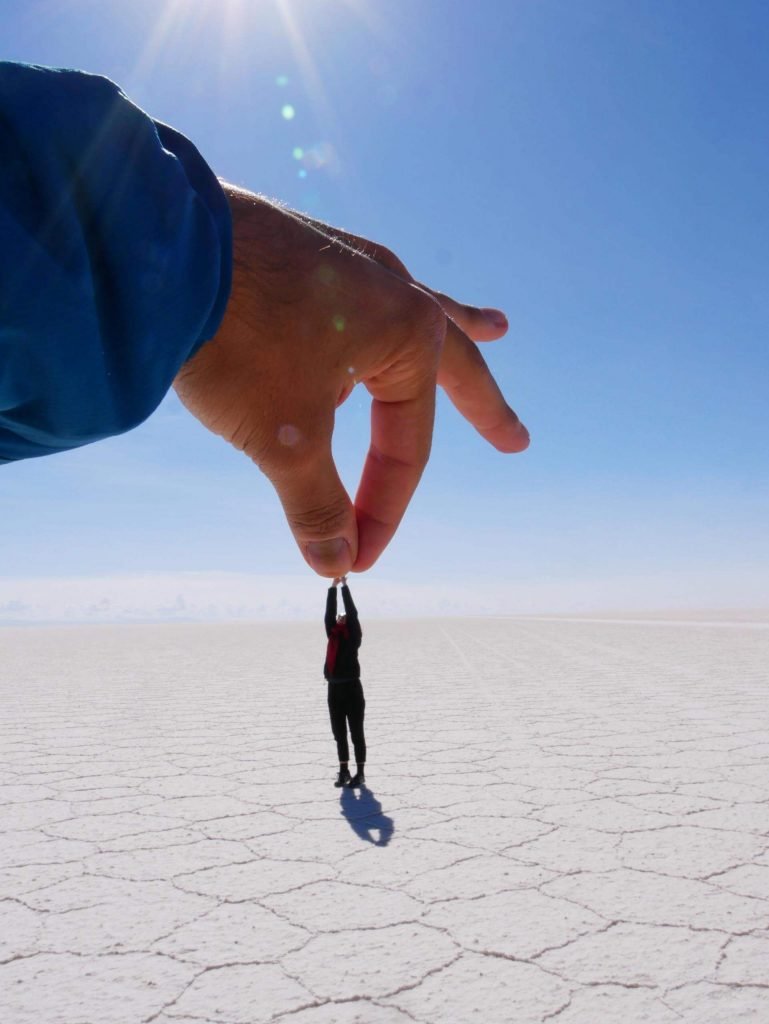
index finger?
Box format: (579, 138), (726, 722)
(352, 387), (437, 573)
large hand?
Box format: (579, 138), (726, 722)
(174, 184), (529, 577)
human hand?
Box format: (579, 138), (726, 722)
(174, 184), (529, 578)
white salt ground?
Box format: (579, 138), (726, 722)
(1, 615), (768, 1024)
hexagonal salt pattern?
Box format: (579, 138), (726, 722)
(1, 615), (768, 1023)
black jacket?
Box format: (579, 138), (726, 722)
(324, 585), (362, 682)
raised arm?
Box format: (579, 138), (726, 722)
(324, 585), (338, 638)
(341, 583), (362, 642)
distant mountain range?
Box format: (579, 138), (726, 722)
(1, 572), (764, 626)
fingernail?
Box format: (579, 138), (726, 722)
(306, 538), (351, 574)
(482, 308), (507, 328)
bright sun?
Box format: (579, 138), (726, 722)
(129, 0), (377, 127)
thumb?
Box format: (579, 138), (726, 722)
(265, 444), (358, 577)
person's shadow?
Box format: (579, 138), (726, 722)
(339, 785), (395, 846)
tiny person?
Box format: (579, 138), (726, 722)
(324, 576), (366, 787)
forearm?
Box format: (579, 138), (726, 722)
(341, 584), (358, 619)
(341, 585), (361, 639)
(0, 62), (232, 463)
(324, 586), (337, 635)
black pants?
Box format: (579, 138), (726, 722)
(327, 679), (366, 764)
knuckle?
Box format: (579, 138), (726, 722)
(407, 285), (440, 321)
(223, 420), (270, 464)
(383, 284), (440, 332)
(417, 292), (446, 335)
(287, 498), (349, 538)
(376, 243), (409, 277)
(405, 290), (446, 360)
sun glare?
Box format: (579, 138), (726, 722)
(123, 0), (383, 217)
(127, 0), (379, 131)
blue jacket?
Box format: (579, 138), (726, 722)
(0, 62), (232, 463)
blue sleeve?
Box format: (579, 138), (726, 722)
(0, 62), (232, 463)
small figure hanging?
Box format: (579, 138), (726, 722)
(324, 576), (366, 788)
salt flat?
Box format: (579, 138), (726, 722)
(1, 616), (768, 1024)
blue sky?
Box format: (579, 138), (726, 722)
(1, 0), (768, 618)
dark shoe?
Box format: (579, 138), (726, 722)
(347, 771), (365, 788)
(334, 767), (351, 788)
